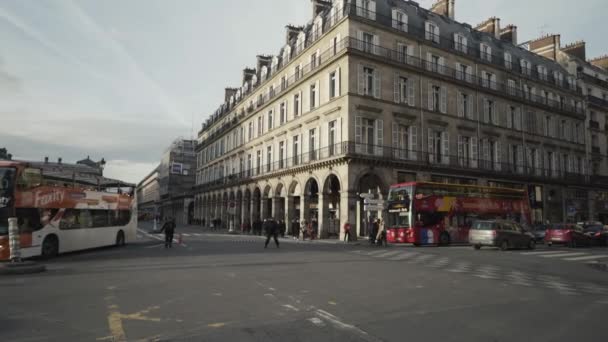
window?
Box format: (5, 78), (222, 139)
(269, 85), (275, 98)
(425, 21), (440, 44)
(361, 118), (375, 154)
(328, 120), (336, 156)
(507, 79), (517, 96)
(483, 98), (497, 125)
(266, 146), (272, 172)
(256, 150), (261, 175)
(359, 65), (380, 98)
(481, 139), (502, 171)
(507, 106), (521, 130)
(355, 117), (383, 155)
(281, 76), (287, 91)
(458, 135), (478, 168)
(454, 33), (467, 53)
(538, 65), (548, 81)
(295, 65), (301, 81)
(239, 157), (244, 175)
(293, 135), (300, 165)
(426, 53), (444, 74)
(525, 111), (537, 134)
(329, 71), (337, 99)
(267, 110), (273, 130)
(310, 83), (317, 109)
(397, 43), (411, 64)
(248, 122), (253, 141)
(455, 63), (472, 82)
(394, 75), (415, 105)
(480, 43), (492, 62)
(520, 59), (531, 76)
(294, 93), (301, 116)
(357, 0), (376, 20)
(279, 141), (285, 169)
(311, 52), (318, 69)
(481, 71), (496, 89)
(554, 71), (563, 86)
(392, 123), (409, 159)
(309, 128), (317, 161)
(458, 92), (474, 119)
(428, 84), (446, 113)
(280, 102), (286, 125)
(362, 32), (374, 53)
(392, 9), (408, 32)
(508, 144), (524, 174)
(257, 116), (263, 136)
(504, 52), (512, 70)
(331, 35), (340, 56)
(544, 115), (551, 136)
(428, 130), (449, 165)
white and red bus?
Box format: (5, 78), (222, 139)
(386, 182), (530, 246)
(0, 161), (137, 260)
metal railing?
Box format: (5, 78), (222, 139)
(590, 120), (600, 130)
(197, 141), (589, 189)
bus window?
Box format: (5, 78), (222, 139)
(60, 209), (80, 230)
(91, 210), (110, 228)
(16, 168), (43, 190)
(15, 208), (43, 233)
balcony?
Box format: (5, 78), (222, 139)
(588, 95), (608, 109)
(590, 120), (600, 130)
(581, 73), (608, 90)
(196, 141), (590, 190)
(345, 37), (584, 116)
(592, 146), (601, 154)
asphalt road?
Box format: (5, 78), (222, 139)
(1, 225), (608, 342)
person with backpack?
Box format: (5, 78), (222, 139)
(160, 217), (176, 249)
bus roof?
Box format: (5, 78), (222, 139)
(390, 181), (525, 194)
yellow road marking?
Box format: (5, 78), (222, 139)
(208, 322), (227, 328)
(328, 301), (337, 305)
(107, 307), (127, 342)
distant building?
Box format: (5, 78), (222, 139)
(137, 139), (196, 225)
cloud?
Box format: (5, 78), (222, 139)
(103, 159), (158, 185)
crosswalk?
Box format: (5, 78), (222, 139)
(350, 249), (608, 297)
(517, 249), (608, 263)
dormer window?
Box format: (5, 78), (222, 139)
(504, 52), (512, 70)
(236, 89), (242, 101)
(312, 16), (323, 41)
(392, 9), (408, 32)
(261, 66), (268, 81)
(537, 65), (548, 81)
(454, 33), (467, 53)
(243, 82), (249, 94)
(271, 57), (279, 74)
(356, 0), (376, 20)
(425, 21), (440, 44)
(554, 71), (564, 86)
(296, 32), (306, 54)
(520, 59), (531, 76)
(252, 75), (258, 86)
(480, 43), (492, 62)
(282, 46), (291, 64)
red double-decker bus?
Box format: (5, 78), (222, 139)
(386, 182), (530, 246)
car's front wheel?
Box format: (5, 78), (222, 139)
(528, 239), (536, 250)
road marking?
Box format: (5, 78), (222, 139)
(389, 252), (418, 261)
(448, 262), (472, 273)
(182, 234), (191, 237)
(208, 322), (227, 328)
(104, 292), (127, 342)
(282, 304), (299, 312)
(308, 317), (325, 326)
(374, 251), (402, 258)
(520, 251), (572, 256)
(365, 250), (389, 256)
(564, 255), (608, 261)
(144, 244), (164, 249)
(408, 254), (434, 263)
(315, 309), (381, 342)
(539, 252), (588, 258)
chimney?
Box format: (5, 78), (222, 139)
(58, 157), (62, 164)
(430, 0), (455, 20)
(285, 25), (303, 45)
(499, 25), (518, 45)
(475, 17), (501, 39)
(310, 0), (331, 18)
(7, 154), (12, 161)
(589, 55), (608, 71)
(562, 41), (586, 60)
(242, 68), (256, 85)
(224, 88), (238, 102)
(44, 156), (49, 163)
(529, 34), (561, 60)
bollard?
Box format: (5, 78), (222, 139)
(8, 217), (21, 263)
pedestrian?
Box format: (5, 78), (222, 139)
(300, 220), (307, 240)
(279, 220), (286, 237)
(376, 218), (386, 246)
(369, 218), (378, 244)
(160, 217), (176, 248)
(312, 218), (318, 240)
(292, 219), (300, 240)
(343, 221), (351, 243)
(263, 217), (280, 248)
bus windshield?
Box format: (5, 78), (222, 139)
(0, 167), (16, 235)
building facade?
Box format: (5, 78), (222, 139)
(193, 0), (605, 239)
(138, 139), (196, 225)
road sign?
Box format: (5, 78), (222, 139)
(364, 199), (384, 205)
(360, 193), (375, 199)
(364, 205), (385, 211)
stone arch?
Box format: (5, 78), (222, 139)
(288, 179), (301, 196)
(275, 182), (286, 198)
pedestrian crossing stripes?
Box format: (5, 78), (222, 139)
(517, 249), (608, 263)
(349, 248), (608, 297)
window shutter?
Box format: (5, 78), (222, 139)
(394, 74), (400, 103)
(482, 139), (490, 167)
(439, 57), (445, 75)
(392, 122), (399, 156)
(481, 71), (488, 87)
(407, 45), (414, 64)
(491, 103), (499, 126)
(425, 22), (431, 40)
(457, 93), (464, 117)
(336, 67), (341, 96)
(470, 136), (478, 168)
(441, 131), (450, 165)
(356, 0), (363, 16)
(483, 98), (489, 123)
(534, 150), (541, 175)
(490, 74), (497, 90)
(428, 83), (434, 110)
(358, 64), (364, 95)
(299, 91), (303, 115)
(357, 30), (364, 50)
(426, 52), (432, 71)
(317, 49), (321, 66)
(516, 146), (524, 173)
(407, 78), (416, 106)
(494, 141), (501, 171)
(336, 117), (342, 146)
(487, 46), (492, 61)
(453, 33), (459, 50)
(392, 9), (397, 28)
(440, 86), (447, 113)
(409, 126), (418, 160)
(514, 108), (522, 131)
(315, 79), (320, 106)
(467, 94), (475, 120)
(455, 62), (462, 80)
(506, 107), (512, 129)
(372, 34), (379, 55)
(373, 69), (381, 99)
(355, 116), (362, 154)
(375, 119), (384, 155)
(582, 157), (587, 175)
(428, 128), (435, 162)
(369, 0), (376, 20)
(457, 135), (464, 166)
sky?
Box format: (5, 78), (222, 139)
(0, 0), (605, 184)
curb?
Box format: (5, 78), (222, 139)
(587, 262), (608, 272)
(0, 261), (47, 276)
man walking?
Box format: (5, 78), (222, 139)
(343, 221), (351, 243)
(160, 217), (176, 248)
(263, 217), (280, 249)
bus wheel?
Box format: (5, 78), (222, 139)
(439, 233), (450, 246)
(473, 245), (481, 250)
(41, 236), (59, 258)
(116, 231), (126, 247)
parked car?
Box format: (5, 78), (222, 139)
(531, 224), (548, 243)
(470, 220), (536, 251)
(582, 224), (608, 246)
(545, 224), (591, 247)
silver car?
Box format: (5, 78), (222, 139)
(469, 220), (536, 251)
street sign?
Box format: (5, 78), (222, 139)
(360, 193), (375, 199)
(364, 199), (384, 205)
(364, 205), (385, 211)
